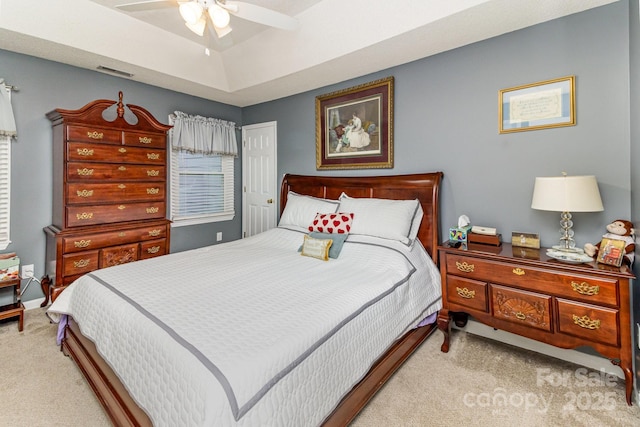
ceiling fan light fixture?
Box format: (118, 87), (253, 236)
(185, 17), (206, 36)
(208, 4), (230, 29)
(179, 1), (203, 24)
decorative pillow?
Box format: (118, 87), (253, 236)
(298, 232), (348, 259)
(300, 235), (333, 261)
(308, 212), (354, 234)
(279, 191), (339, 230)
(337, 194), (420, 245)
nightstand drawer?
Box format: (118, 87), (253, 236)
(446, 254), (618, 306)
(557, 299), (619, 346)
(491, 284), (552, 332)
(446, 276), (488, 312)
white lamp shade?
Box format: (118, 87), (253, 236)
(179, 2), (203, 24)
(208, 4), (231, 28)
(531, 175), (604, 212)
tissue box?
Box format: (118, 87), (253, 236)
(449, 226), (472, 242)
(0, 255), (19, 281)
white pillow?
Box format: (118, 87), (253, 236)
(338, 194), (421, 245)
(279, 191), (339, 229)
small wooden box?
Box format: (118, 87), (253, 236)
(467, 232), (502, 246)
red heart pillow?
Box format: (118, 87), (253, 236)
(308, 212), (354, 234)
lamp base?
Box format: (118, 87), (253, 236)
(551, 245), (584, 254)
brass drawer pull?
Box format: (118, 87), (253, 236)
(76, 212), (93, 220)
(139, 136), (152, 144)
(571, 281), (599, 296)
(147, 188), (159, 195)
(118, 184), (126, 189)
(76, 189), (93, 198)
(147, 169), (159, 177)
(147, 153), (160, 160)
(77, 148), (94, 156)
(146, 207), (159, 214)
(118, 232), (126, 237)
(119, 147), (127, 153)
(455, 261), (474, 273)
(515, 312), (526, 320)
(118, 205), (126, 210)
(572, 314), (601, 330)
(512, 268), (525, 276)
(118, 166), (127, 171)
(87, 131), (103, 139)
(74, 240), (91, 248)
(148, 229), (161, 237)
(77, 168), (94, 176)
(147, 246), (160, 254)
(73, 259), (90, 268)
(456, 287), (475, 299)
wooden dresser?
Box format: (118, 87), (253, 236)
(42, 92), (172, 304)
(437, 242), (635, 404)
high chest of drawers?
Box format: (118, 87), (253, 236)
(437, 242), (635, 405)
(42, 92), (172, 304)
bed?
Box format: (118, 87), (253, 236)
(48, 172), (443, 427)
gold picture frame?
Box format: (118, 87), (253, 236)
(316, 77), (393, 170)
(511, 231), (540, 249)
(499, 76), (575, 133)
(596, 237), (626, 267)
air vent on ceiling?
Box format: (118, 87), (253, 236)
(97, 65), (134, 78)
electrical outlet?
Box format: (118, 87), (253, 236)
(216, 232), (223, 242)
(21, 264), (34, 279)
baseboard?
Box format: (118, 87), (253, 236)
(453, 319), (624, 379)
(23, 297), (45, 311)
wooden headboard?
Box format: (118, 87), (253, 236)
(280, 173), (443, 263)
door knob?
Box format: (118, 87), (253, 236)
(267, 198), (274, 204)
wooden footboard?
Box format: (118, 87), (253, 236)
(62, 318), (437, 427)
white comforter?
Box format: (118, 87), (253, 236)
(48, 227), (441, 426)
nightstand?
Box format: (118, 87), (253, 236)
(0, 277), (24, 331)
(437, 241), (636, 405)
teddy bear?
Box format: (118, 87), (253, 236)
(584, 219), (635, 265)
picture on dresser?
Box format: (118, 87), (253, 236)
(596, 237), (626, 267)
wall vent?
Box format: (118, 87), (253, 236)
(96, 65), (134, 78)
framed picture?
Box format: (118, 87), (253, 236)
(499, 76), (575, 133)
(596, 237), (626, 267)
(511, 231), (540, 249)
(316, 77), (393, 169)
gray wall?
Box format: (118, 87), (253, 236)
(244, 1), (632, 252)
(0, 49), (243, 302)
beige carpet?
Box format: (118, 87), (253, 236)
(2, 308), (639, 427)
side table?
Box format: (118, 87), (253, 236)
(0, 277), (24, 331)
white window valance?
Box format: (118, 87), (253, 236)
(0, 80), (17, 138)
(170, 111), (238, 156)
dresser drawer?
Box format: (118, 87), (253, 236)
(556, 299), (619, 347)
(491, 284), (552, 331)
(446, 254), (618, 306)
(68, 162), (166, 181)
(62, 251), (99, 277)
(67, 202), (166, 227)
(62, 225), (168, 253)
(67, 125), (121, 144)
(67, 142), (166, 165)
(100, 243), (139, 268)
(124, 131), (166, 149)
(140, 239), (167, 259)
(446, 275), (488, 312)
(67, 182), (165, 204)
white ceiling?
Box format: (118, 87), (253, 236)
(0, 0), (618, 107)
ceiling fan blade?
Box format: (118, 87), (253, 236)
(223, 1), (298, 31)
(115, 0), (176, 12)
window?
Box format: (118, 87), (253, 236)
(0, 82), (15, 250)
(168, 112), (237, 227)
(170, 150), (234, 226)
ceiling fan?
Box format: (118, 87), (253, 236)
(115, 0), (299, 39)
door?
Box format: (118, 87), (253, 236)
(242, 121), (278, 237)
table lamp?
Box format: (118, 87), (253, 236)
(531, 173), (604, 252)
